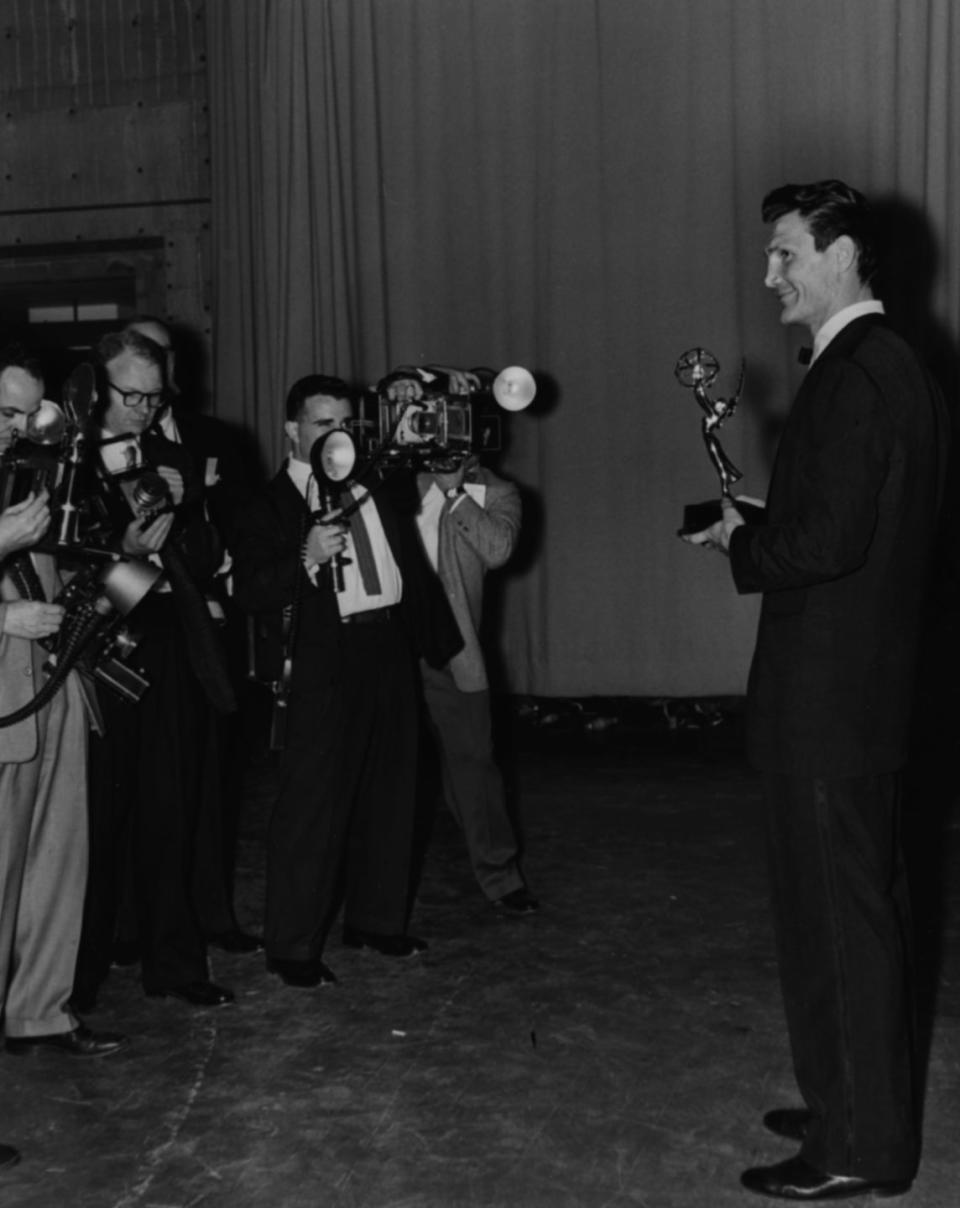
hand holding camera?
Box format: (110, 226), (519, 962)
(122, 511), (175, 557)
(0, 491), (52, 559)
(1, 600), (65, 640)
(305, 508), (347, 566)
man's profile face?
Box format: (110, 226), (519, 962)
(285, 394), (352, 464)
(102, 351), (165, 438)
(764, 210), (845, 335)
(0, 366), (43, 453)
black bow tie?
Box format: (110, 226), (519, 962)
(798, 347), (813, 366)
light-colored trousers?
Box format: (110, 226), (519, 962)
(421, 662), (524, 901)
(0, 673), (87, 1038)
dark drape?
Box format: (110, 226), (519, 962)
(206, 0), (959, 696)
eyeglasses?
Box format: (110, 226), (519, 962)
(108, 381), (167, 409)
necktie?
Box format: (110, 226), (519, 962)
(340, 490), (382, 595)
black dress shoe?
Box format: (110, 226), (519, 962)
(267, 957), (337, 987)
(764, 1108), (814, 1142)
(492, 887), (540, 914)
(147, 980), (235, 1008)
(207, 929), (265, 954)
(342, 927), (427, 957)
(5, 1023), (126, 1058)
(0, 1144), (20, 1170)
(741, 1155), (912, 1200)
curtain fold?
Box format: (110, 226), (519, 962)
(206, 0), (959, 697)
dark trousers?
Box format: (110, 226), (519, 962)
(763, 773), (917, 1180)
(421, 664), (523, 900)
(76, 598), (211, 996)
(266, 616), (418, 960)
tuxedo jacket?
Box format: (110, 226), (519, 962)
(730, 315), (949, 777)
(417, 465), (520, 691)
(232, 465), (463, 689)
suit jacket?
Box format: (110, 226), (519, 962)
(0, 554), (95, 762)
(128, 431), (235, 713)
(730, 315), (949, 776)
(232, 464), (463, 689)
(417, 465), (520, 691)
(157, 404), (255, 555)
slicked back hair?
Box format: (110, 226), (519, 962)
(762, 179), (879, 285)
(285, 374), (353, 422)
(0, 342), (44, 387)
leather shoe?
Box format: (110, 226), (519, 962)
(267, 957), (337, 987)
(5, 1023), (126, 1058)
(492, 887), (540, 914)
(207, 929), (264, 955)
(0, 1144), (20, 1170)
(147, 980), (234, 1008)
(741, 1155), (912, 1200)
(342, 927), (427, 957)
(764, 1108), (813, 1142)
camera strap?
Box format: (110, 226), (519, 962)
(8, 554), (47, 604)
(269, 507), (309, 752)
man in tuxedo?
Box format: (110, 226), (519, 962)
(73, 329), (236, 1010)
(686, 180), (947, 1199)
(0, 345), (125, 1062)
(232, 374), (462, 987)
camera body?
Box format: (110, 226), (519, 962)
(356, 365), (532, 473)
(109, 465), (173, 523)
(0, 444), (62, 512)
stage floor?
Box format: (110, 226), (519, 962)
(1, 704), (958, 1207)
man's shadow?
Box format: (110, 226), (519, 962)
(872, 195), (960, 1117)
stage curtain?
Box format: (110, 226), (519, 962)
(206, 0), (960, 697)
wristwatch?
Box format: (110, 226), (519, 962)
(445, 485), (465, 500)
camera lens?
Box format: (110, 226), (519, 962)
(130, 471), (170, 512)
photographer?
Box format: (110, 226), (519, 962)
(72, 329), (236, 1011)
(389, 367), (538, 914)
(123, 316), (261, 957)
(232, 374), (462, 987)
(0, 345), (125, 1064)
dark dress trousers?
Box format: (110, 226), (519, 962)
(75, 430), (236, 998)
(232, 467), (462, 959)
(729, 315), (948, 1181)
(163, 405), (257, 940)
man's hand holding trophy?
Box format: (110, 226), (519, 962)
(674, 347), (765, 555)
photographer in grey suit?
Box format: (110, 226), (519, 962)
(0, 346), (125, 1067)
(415, 441), (538, 914)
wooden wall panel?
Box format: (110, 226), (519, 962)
(0, 0), (213, 391)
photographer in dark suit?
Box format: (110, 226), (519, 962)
(124, 315), (260, 957)
(232, 374), (462, 988)
(73, 329), (236, 1010)
(686, 181), (948, 1199)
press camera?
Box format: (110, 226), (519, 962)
(355, 364), (536, 472)
(0, 364), (161, 724)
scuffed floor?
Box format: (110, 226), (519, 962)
(1, 705), (958, 1207)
